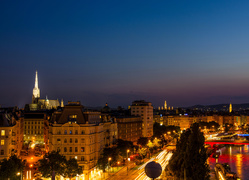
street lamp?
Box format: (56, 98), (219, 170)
(108, 157), (112, 175)
(127, 149), (130, 175)
(117, 161), (120, 172)
(17, 171), (22, 180)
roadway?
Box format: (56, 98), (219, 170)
(20, 147), (44, 180)
(107, 149), (173, 180)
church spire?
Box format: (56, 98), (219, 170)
(33, 70), (40, 99)
(35, 70), (38, 89)
(61, 99), (64, 107)
(229, 102), (232, 113)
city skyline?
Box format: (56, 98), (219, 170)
(1, 1), (249, 108)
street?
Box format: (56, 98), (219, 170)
(107, 149), (172, 180)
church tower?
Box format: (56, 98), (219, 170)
(32, 71), (40, 103)
(229, 102), (232, 113)
(164, 100), (167, 110)
(61, 99), (64, 107)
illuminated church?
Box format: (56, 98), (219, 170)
(29, 71), (63, 111)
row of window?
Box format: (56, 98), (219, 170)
(25, 126), (43, 129)
(61, 146), (96, 153)
(57, 138), (95, 144)
(58, 130), (84, 135)
(62, 155), (89, 162)
(63, 147), (84, 152)
(25, 130), (43, 135)
(58, 129), (96, 135)
(25, 121), (44, 124)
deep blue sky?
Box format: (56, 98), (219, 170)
(1, 0), (249, 108)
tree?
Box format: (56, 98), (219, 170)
(64, 158), (82, 180)
(137, 147), (147, 159)
(166, 123), (210, 180)
(137, 137), (149, 147)
(116, 139), (134, 158)
(97, 147), (120, 172)
(38, 150), (66, 178)
(153, 123), (180, 139)
(0, 154), (25, 180)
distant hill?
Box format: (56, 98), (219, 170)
(184, 103), (249, 111)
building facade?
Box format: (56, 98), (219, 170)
(23, 112), (46, 145)
(49, 102), (117, 180)
(116, 116), (142, 144)
(131, 100), (153, 137)
(0, 110), (23, 160)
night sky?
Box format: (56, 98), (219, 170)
(1, 0), (249, 108)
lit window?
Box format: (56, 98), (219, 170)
(1, 130), (5, 136)
(81, 147), (85, 152)
(69, 115), (77, 119)
(1, 140), (4, 145)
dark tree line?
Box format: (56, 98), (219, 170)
(97, 139), (134, 171)
(166, 123), (210, 180)
(38, 150), (82, 180)
(0, 154), (25, 180)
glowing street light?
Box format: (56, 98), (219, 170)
(17, 171), (22, 180)
(127, 149), (130, 175)
(108, 157), (112, 175)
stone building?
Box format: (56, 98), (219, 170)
(131, 100), (153, 137)
(116, 116), (142, 144)
(23, 112), (47, 146)
(49, 101), (117, 180)
(0, 109), (23, 160)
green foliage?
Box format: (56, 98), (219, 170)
(64, 158), (82, 179)
(0, 154), (25, 180)
(38, 150), (67, 178)
(97, 147), (120, 172)
(137, 137), (149, 147)
(153, 122), (180, 138)
(166, 123), (210, 180)
(137, 147), (147, 159)
(116, 139), (134, 157)
(97, 140), (134, 172)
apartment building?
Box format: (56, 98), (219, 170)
(131, 100), (153, 137)
(116, 116), (142, 144)
(49, 101), (117, 180)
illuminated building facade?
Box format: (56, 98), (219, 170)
(0, 110), (23, 160)
(131, 100), (153, 137)
(49, 101), (117, 180)
(116, 116), (142, 144)
(23, 113), (46, 145)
